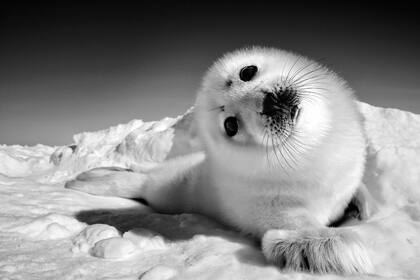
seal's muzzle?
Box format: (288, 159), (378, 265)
(261, 88), (300, 121)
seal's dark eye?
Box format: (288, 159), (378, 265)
(224, 116), (238, 137)
(239, 65), (258, 82)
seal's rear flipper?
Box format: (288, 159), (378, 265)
(65, 151), (205, 212)
(65, 167), (148, 198)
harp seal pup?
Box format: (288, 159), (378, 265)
(66, 47), (373, 274)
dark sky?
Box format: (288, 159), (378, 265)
(1, 2), (419, 145)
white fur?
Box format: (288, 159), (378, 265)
(67, 47), (371, 274)
(262, 228), (373, 273)
(195, 47), (370, 273)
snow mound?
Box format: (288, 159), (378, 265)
(0, 144), (55, 177)
(6, 213), (86, 240)
(123, 228), (168, 251)
(0, 102), (420, 279)
(72, 224), (167, 259)
(72, 224), (120, 254)
(91, 237), (137, 259)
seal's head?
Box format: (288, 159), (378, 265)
(195, 47), (360, 178)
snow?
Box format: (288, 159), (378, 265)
(122, 228), (168, 252)
(7, 213), (85, 240)
(0, 102), (420, 279)
(90, 236), (137, 259)
(72, 224), (121, 254)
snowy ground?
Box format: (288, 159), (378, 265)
(1, 102), (420, 280)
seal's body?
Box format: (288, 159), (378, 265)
(67, 47), (372, 274)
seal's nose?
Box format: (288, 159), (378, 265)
(262, 92), (280, 116)
(261, 89), (300, 119)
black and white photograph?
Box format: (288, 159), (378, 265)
(1, 1), (419, 279)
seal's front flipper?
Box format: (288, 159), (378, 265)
(65, 167), (148, 198)
(262, 227), (374, 274)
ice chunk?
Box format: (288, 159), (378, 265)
(91, 237), (136, 259)
(72, 224), (120, 253)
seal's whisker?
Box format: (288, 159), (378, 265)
(280, 56), (290, 85)
(293, 76), (329, 88)
(270, 129), (287, 171)
(292, 64), (326, 82)
(273, 130), (295, 171)
(292, 69), (328, 86)
(298, 87), (330, 92)
(297, 89), (324, 96)
(297, 92), (324, 103)
(283, 129), (311, 152)
(266, 131), (275, 171)
(264, 128), (275, 171)
(293, 73), (329, 87)
(288, 60), (319, 85)
(280, 135), (299, 169)
(298, 90), (327, 99)
(280, 143), (296, 171)
(297, 92), (323, 100)
(284, 135), (304, 159)
(284, 146), (299, 170)
(284, 56), (303, 85)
